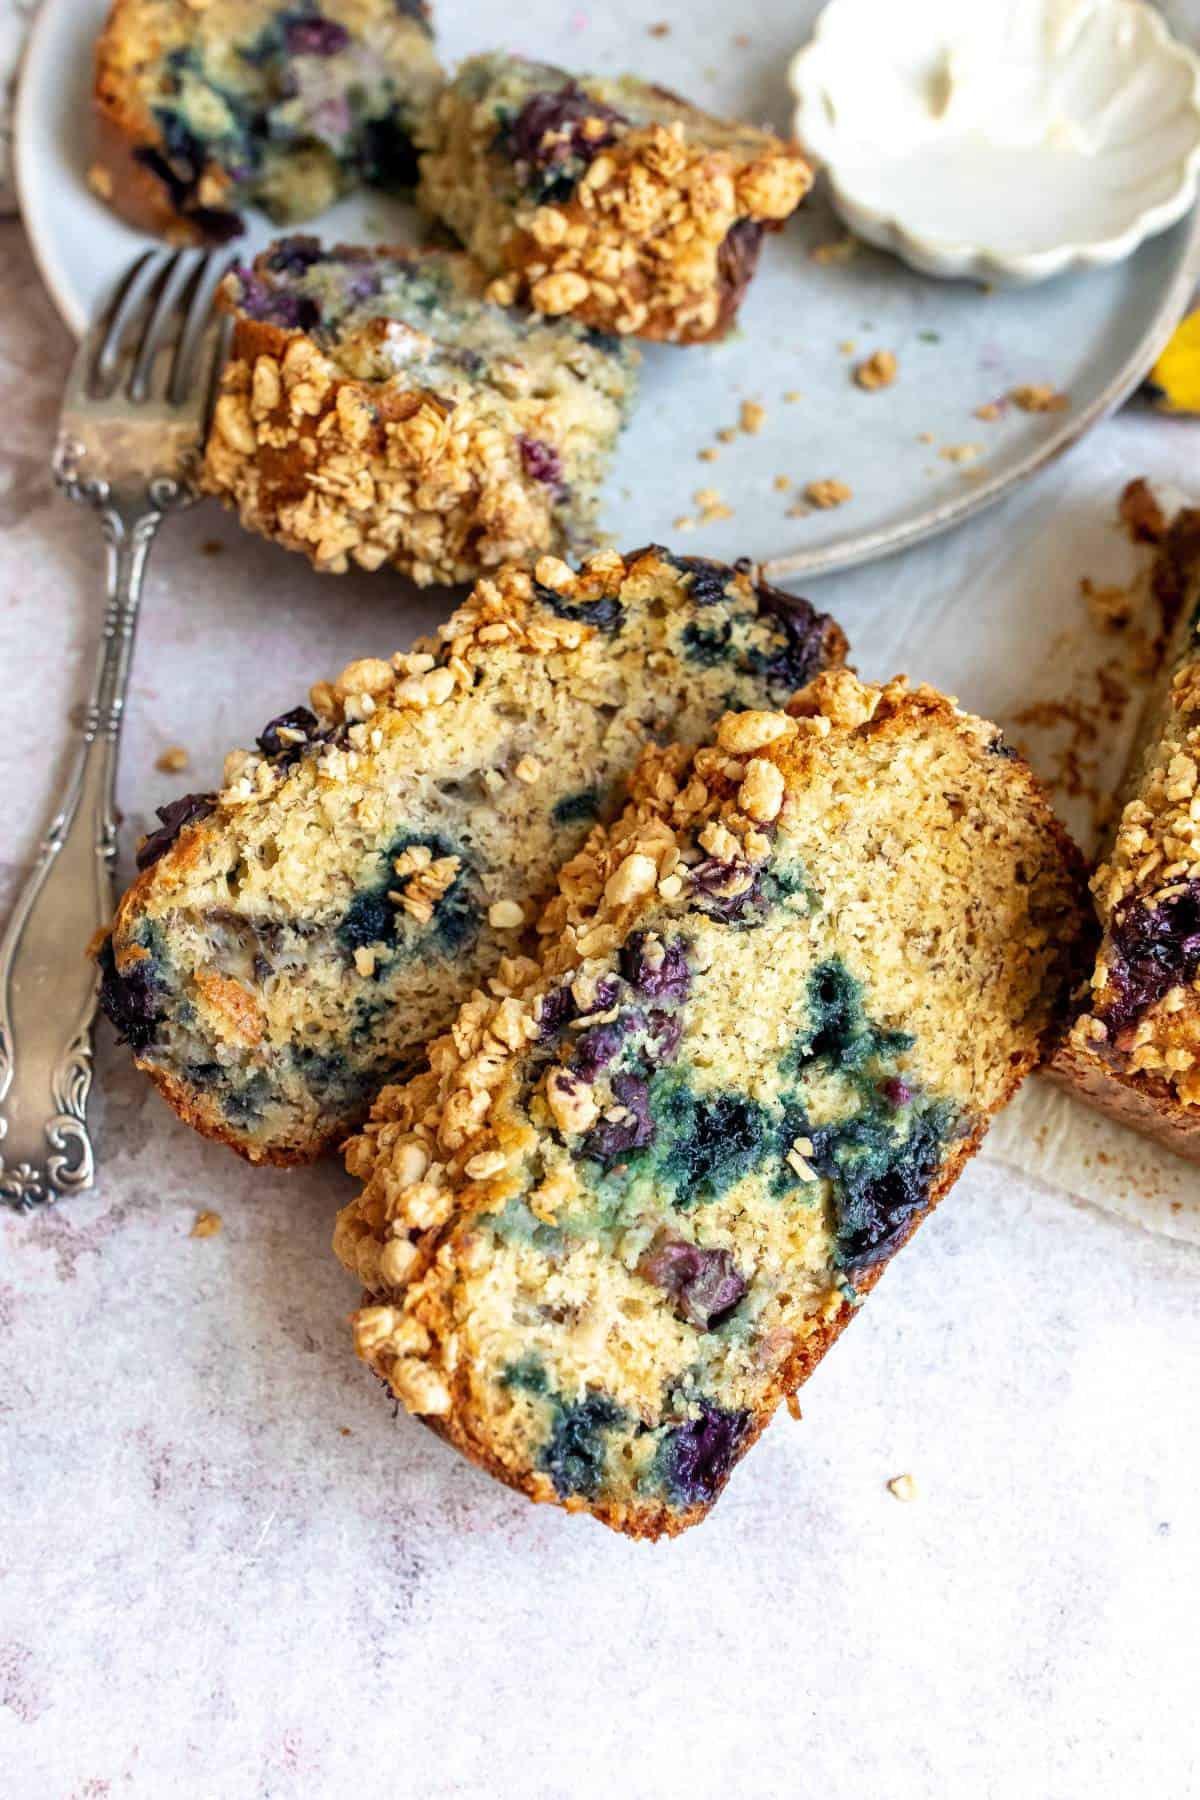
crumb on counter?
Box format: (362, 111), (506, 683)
(201, 539), (226, 557)
(810, 237), (857, 265)
(837, 338), (856, 355)
(740, 399), (766, 434)
(917, 431), (934, 444)
(1011, 383), (1069, 414)
(974, 401), (1005, 422)
(774, 474), (792, 492)
(717, 426), (739, 445)
(940, 443), (983, 464)
(888, 1473), (919, 1502)
(673, 514), (697, 531)
(854, 349), (897, 391)
(647, 20), (670, 33)
(191, 1210), (222, 1238)
(783, 389), (802, 403)
(156, 746), (190, 774)
(786, 1395), (803, 1421)
(802, 478), (852, 510)
(694, 488), (733, 523)
(698, 447), (719, 463)
(1119, 476), (1167, 544)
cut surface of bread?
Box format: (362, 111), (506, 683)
(336, 672), (1088, 1538)
(99, 549), (846, 1165)
(202, 239), (639, 585)
(417, 52), (812, 344)
(1055, 502), (1200, 1162)
(93, 0), (441, 242)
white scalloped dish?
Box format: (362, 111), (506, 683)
(790, 0), (1200, 284)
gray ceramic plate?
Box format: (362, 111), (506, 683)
(17, 0), (1200, 579)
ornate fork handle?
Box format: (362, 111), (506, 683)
(0, 451), (193, 1209)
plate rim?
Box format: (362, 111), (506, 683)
(16, 0), (1200, 585)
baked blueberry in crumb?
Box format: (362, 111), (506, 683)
(581, 1072), (656, 1164)
(534, 584), (625, 635)
(657, 1401), (751, 1507)
(96, 936), (160, 1050)
(620, 932), (691, 1001)
(136, 793), (217, 871)
(256, 705), (320, 762)
(1101, 879), (1200, 1041)
(552, 787), (601, 827)
(505, 82), (627, 204)
(639, 1237), (748, 1329)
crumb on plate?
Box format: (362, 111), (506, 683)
(854, 349), (897, 391)
(803, 478), (852, 509)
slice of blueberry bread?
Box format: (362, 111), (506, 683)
(336, 672), (1087, 1538)
(1055, 501), (1200, 1161)
(201, 238), (638, 584)
(92, 0), (441, 243)
(416, 53), (813, 344)
(98, 549), (846, 1165)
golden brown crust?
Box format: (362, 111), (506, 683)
(1049, 1043), (1200, 1163)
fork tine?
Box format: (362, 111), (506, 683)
(89, 251), (170, 397)
(168, 251), (232, 407)
(127, 250), (193, 402)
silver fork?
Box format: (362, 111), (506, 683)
(0, 251), (228, 1209)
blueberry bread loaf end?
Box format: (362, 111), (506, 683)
(98, 550), (846, 1165)
(337, 673), (1087, 1537)
(417, 53), (812, 344)
(1055, 504), (1200, 1161)
(92, 0), (441, 243)
(202, 239), (638, 583)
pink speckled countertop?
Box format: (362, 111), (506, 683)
(2, 213), (1198, 1799)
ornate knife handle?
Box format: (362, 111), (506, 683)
(0, 461), (189, 1209)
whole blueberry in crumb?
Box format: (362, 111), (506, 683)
(620, 932), (691, 1002)
(640, 1238), (748, 1330)
(256, 704), (318, 761)
(672, 556), (732, 608)
(572, 1018), (627, 1079)
(757, 586), (835, 696)
(581, 1072), (655, 1166)
(136, 793), (217, 871)
(508, 83), (627, 199)
(716, 218), (765, 310)
(534, 584), (625, 636)
(689, 855), (764, 924)
(1103, 879), (1200, 1039)
(235, 271), (320, 331)
(537, 983), (578, 1041)
(659, 1401), (750, 1507)
(96, 937), (160, 1051)
(519, 436), (565, 491)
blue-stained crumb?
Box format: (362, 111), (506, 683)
(784, 960), (913, 1074)
(658, 1086), (771, 1206)
(682, 618), (734, 667)
(501, 1357), (550, 1396)
(336, 831), (478, 959)
(541, 1392), (628, 1499)
(533, 583), (625, 635)
(552, 786), (601, 826)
